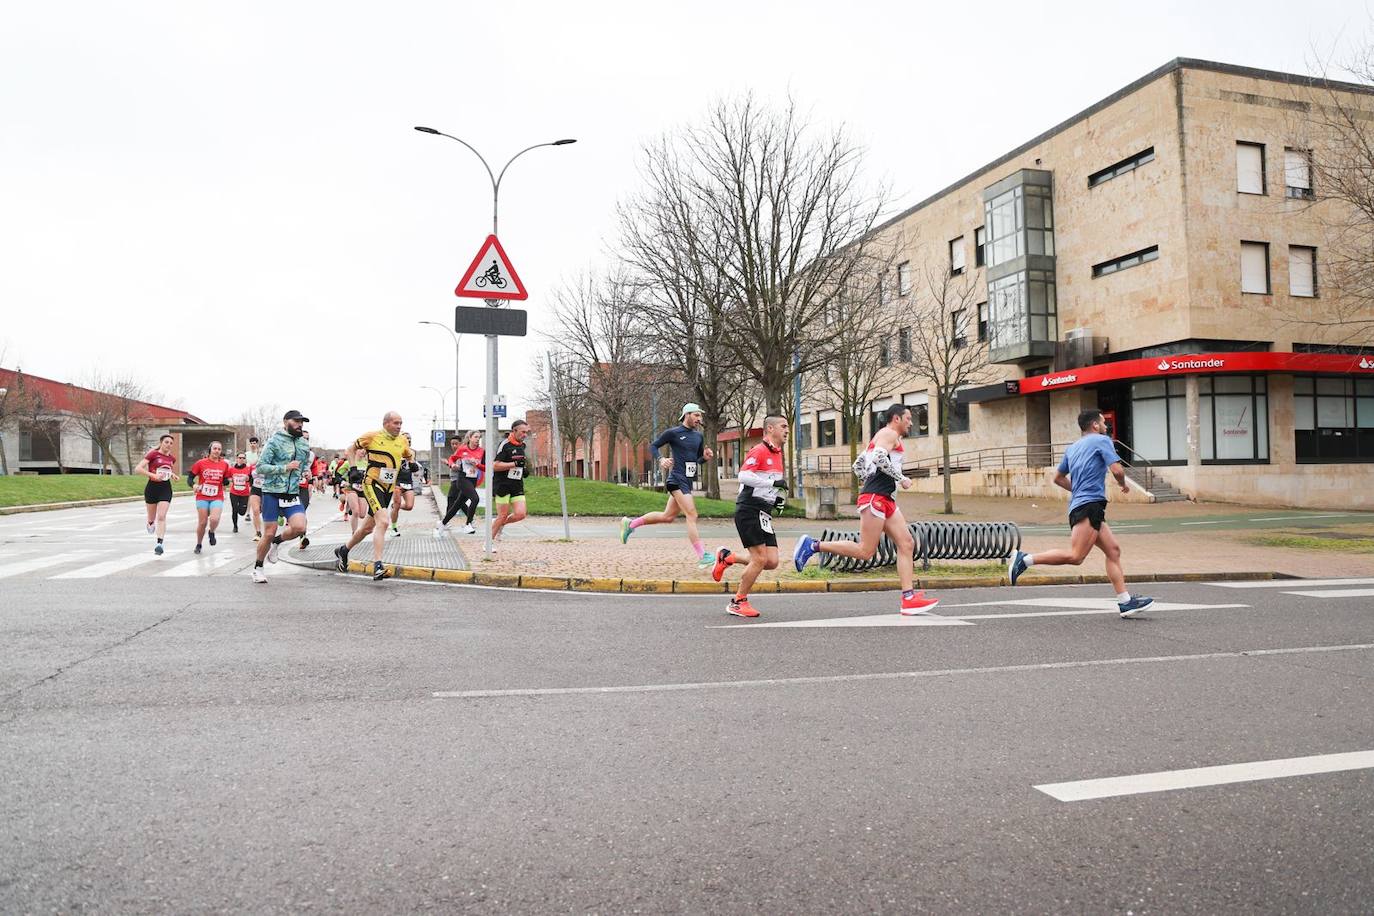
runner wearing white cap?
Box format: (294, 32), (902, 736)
(620, 403), (715, 568)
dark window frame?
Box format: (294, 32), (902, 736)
(897, 327), (911, 363)
(949, 237), (965, 276)
(817, 417), (837, 448)
(1284, 147), (1315, 199)
(976, 301), (988, 343)
(1294, 375), (1374, 464)
(1236, 141), (1267, 195)
(938, 391), (970, 436)
(951, 309), (968, 350)
(1092, 245), (1159, 278)
(1088, 146), (1155, 187)
(1240, 240), (1272, 295)
(974, 225), (986, 267)
(1288, 245), (1318, 298)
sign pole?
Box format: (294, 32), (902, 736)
(547, 353), (571, 540)
(484, 325), (497, 559)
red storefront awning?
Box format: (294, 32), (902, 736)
(1016, 352), (1373, 394)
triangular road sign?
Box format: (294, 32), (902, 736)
(455, 234), (528, 300)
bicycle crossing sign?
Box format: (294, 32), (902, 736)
(455, 234), (527, 301)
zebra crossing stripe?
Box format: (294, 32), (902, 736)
(0, 552), (98, 578)
(51, 552), (164, 579)
(1283, 588), (1374, 599)
(158, 551), (242, 577)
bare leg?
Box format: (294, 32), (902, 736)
(208, 505), (222, 534)
(633, 496), (681, 527)
(255, 520), (279, 563)
(883, 509), (917, 592)
(145, 503), (156, 527)
(1093, 522), (1127, 594)
(370, 510), (387, 561)
(817, 511), (886, 560)
(196, 508), (208, 544)
(1029, 520), (1099, 567)
(155, 501), (171, 539)
(736, 545), (779, 597)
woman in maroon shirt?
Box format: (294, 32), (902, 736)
(134, 433), (181, 555)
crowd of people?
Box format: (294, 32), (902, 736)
(134, 404), (1154, 617)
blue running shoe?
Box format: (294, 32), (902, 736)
(1008, 550), (1029, 586)
(620, 516), (632, 545)
(792, 534), (818, 572)
(154, 543), (164, 556)
(1118, 595), (1154, 618)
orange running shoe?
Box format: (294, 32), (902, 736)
(899, 590), (940, 616)
(711, 546), (733, 582)
(726, 597), (760, 618)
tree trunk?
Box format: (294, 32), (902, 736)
(941, 423), (954, 515)
(704, 418), (721, 500)
(848, 419), (862, 504)
(604, 421), (620, 482)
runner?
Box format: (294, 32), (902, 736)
(248, 457), (265, 541)
(1007, 409), (1155, 617)
(250, 410), (313, 584)
(344, 447), (367, 534)
(620, 403), (715, 568)
(134, 433), (180, 555)
(227, 451), (252, 534)
(333, 412), (415, 580)
(187, 441), (231, 554)
(791, 405), (940, 615)
(708, 415), (788, 618)
(489, 420), (530, 546)
(311, 452), (328, 495)
(244, 436), (261, 466)
(436, 431), (484, 536)
(389, 433), (419, 537)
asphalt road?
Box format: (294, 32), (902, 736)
(2, 501), (1372, 915)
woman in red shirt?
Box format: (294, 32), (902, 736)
(134, 433), (181, 555)
(436, 430), (484, 536)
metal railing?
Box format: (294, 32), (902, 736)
(816, 521), (1022, 572)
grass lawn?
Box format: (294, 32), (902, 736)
(1243, 531), (1374, 553)
(0, 474), (151, 508)
(453, 475), (804, 519)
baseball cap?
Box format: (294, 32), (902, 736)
(283, 409), (310, 422)
(680, 402), (703, 419)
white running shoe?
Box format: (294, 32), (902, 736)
(251, 566), (267, 583)
(433, 525), (446, 539)
(463, 524), (477, 534)
(266, 540), (280, 564)
(146, 523), (155, 535)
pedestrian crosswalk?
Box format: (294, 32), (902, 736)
(0, 544), (319, 580)
(1204, 578), (1374, 602)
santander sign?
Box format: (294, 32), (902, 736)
(1016, 351), (1369, 397)
(1157, 357), (1225, 371)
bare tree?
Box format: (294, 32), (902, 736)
(536, 350), (597, 478)
(906, 263), (995, 515)
(0, 365), (42, 476)
(549, 271), (645, 482)
(104, 374), (148, 473)
(805, 278), (907, 502)
(7, 374), (65, 473)
(236, 404), (282, 445)
(69, 374), (129, 474)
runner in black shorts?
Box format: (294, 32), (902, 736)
(135, 433), (180, 555)
(709, 415), (788, 618)
(389, 433), (418, 537)
(490, 420), (530, 548)
(1007, 408), (1154, 618)
(620, 403), (715, 568)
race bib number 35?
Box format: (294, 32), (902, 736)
(378, 468), (397, 485)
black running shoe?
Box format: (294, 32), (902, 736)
(372, 561), (389, 581)
(333, 546), (349, 572)
(208, 531), (217, 547)
(298, 535), (310, 550)
(194, 544), (202, 554)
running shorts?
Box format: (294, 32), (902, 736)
(734, 504), (777, 549)
(665, 474), (694, 495)
(261, 491), (305, 522)
(493, 493), (526, 507)
(144, 480), (173, 504)
(250, 486), (263, 498)
(1068, 500), (1108, 532)
(363, 479), (393, 516)
(195, 499), (224, 511)
(856, 493), (898, 519)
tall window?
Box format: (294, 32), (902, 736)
(1289, 246), (1316, 297)
(879, 338), (891, 367)
(1284, 148), (1313, 199)
(977, 302), (988, 342)
(951, 309), (968, 349)
(898, 327), (911, 362)
(1294, 377), (1374, 463)
(797, 422), (812, 451)
(974, 226), (986, 267)
(878, 273), (889, 304)
(1236, 142), (1266, 195)
(902, 393), (930, 438)
(938, 390), (969, 435)
(1199, 376), (1269, 462)
(817, 414), (837, 447)
(985, 188), (1023, 267)
(949, 237), (965, 276)
(897, 261), (911, 296)
(1240, 242), (1270, 294)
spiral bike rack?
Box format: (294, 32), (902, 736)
(816, 521), (1021, 573)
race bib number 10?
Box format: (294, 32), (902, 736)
(684, 462), (697, 479)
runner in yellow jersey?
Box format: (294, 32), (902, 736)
(333, 410), (415, 580)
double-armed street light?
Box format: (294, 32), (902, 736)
(413, 126), (576, 558)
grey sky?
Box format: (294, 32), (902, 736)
(1, 0), (1364, 449)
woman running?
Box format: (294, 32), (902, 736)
(135, 433), (180, 555)
(436, 430), (484, 536)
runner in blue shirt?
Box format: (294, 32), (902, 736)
(1007, 408), (1154, 617)
(620, 403), (715, 568)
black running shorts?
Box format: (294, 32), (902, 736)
(144, 480), (173, 504)
(363, 478), (393, 516)
(734, 504), (778, 549)
(1068, 500), (1108, 532)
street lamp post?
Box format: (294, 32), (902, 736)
(414, 127), (576, 559)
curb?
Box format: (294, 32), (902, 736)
(328, 563), (1288, 593)
(0, 494), (148, 515)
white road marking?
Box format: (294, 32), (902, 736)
(1035, 749), (1374, 802)
(1205, 578), (1374, 589)
(711, 600), (1247, 627)
(937, 598), (1232, 610)
(432, 642), (1374, 699)
(0, 552), (98, 578)
(158, 551), (240, 577)
(714, 614), (974, 628)
(1248, 514), (1353, 522)
(50, 552), (163, 579)
(1180, 520), (1224, 526)
(1283, 588), (1374, 599)
(954, 603), (1247, 620)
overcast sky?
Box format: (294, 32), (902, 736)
(1, 1), (1365, 450)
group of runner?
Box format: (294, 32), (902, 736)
(137, 401), (1154, 615)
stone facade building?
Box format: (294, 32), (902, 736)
(797, 58), (1374, 510)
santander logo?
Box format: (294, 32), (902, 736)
(1360, 357), (1372, 369)
(1157, 357), (1225, 371)
(1040, 373), (1078, 387)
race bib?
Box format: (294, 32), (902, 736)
(277, 496), (299, 507)
(199, 484), (219, 497)
(758, 512), (774, 534)
(684, 462), (697, 479)
(378, 467), (397, 485)
(508, 467), (523, 480)
(156, 466), (172, 481)
(462, 459), (478, 478)
(232, 474), (249, 488)
(400, 483), (414, 491)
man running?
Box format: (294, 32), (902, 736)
(1007, 409), (1154, 617)
(792, 405), (939, 614)
(620, 403), (716, 568)
(709, 415), (788, 618)
(244, 436), (261, 466)
(489, 420), (530, 546)
(389, 433), (419, 537)
(344, 447), (367, 534)
(250, 410), (313, 584)
(135, 433), (180, 555)
(227, 451), (252, 534)
(333, 412), (415, 580)
(437, 431), (484, 536)
(188, 441), (231, 554)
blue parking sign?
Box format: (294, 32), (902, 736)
(432, 429), (446, 446)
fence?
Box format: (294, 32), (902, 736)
(816, 521), (1021, 572)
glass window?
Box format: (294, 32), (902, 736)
(902, 394), (929, 438)
(952, 309), (967, 349)
(1133, 398), (1170, 461)
(1241, 242), (1270, 294)
(818, 417), (837, 448)
(897, 261), (911, 295)
(1089, 147), (1155, 187)
(939, 394), (969, 435)
(797, 423), (812, 451)
(1289, 246), (1316, 297)
(974, 226), (986, 267)
(949, 238), (965, 275)
(1236, 142), (1266, 194)
(1284, 148), (1313, 198)
(977, 302), (988, 342)
(985, 188), (1023, 267)
(1213, 394), (1258, 459)
(898, 327), (911, 362)
(1292, 375), (1371, 462)
(1132, 379), (1167, 398)
(987, 273), (1027, 351)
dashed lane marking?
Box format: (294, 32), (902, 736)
(1283, 588), (1374, 599)
(1204, 578), (1374, 589)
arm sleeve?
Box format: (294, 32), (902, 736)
(737, 469), (774, 489)
(1057, 453), (1069, 475)
(651, 430), (671, 451)
(1101, 438), (1121, 465)
(256, 442), (282, 475)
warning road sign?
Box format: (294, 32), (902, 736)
(455, 234), (527, 301)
